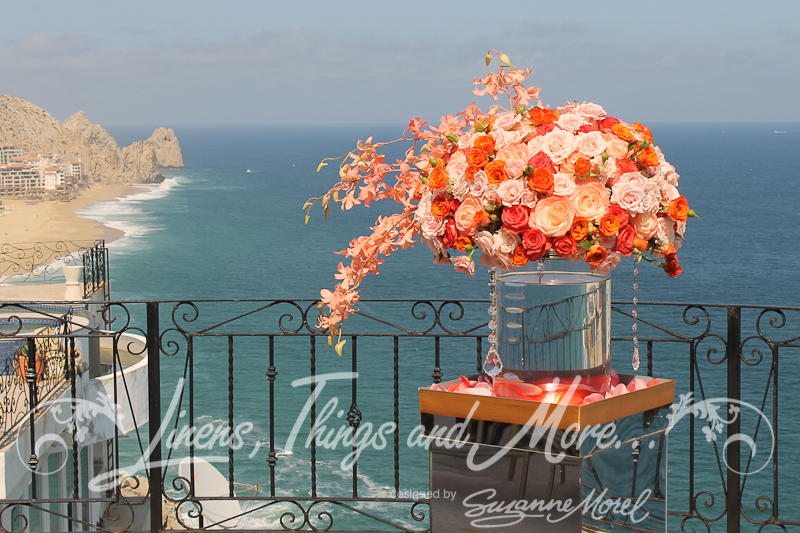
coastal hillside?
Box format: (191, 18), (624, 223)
(0, 95), (183, 184)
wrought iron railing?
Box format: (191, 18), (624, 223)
(80, 241), (110, 299)
(0, 299), (796, 532)
(0, 241), (104, 285)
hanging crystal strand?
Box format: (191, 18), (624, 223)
(631, 258), (641, 371)
(483, 267), (503, 377)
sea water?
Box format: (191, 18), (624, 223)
(95, 122), (800, 530)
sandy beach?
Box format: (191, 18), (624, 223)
(0, 184), (138, 246)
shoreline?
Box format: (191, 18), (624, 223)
(0, 183), (140, 246)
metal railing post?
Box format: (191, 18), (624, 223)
(727, 305), (741, 533)
(146, 302), (162, 532)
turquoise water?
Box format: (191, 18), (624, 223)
(92, 123), (800, 530)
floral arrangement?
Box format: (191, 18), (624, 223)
(306, 51), (694, 352)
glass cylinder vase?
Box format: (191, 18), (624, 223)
(495, 257), (611, 383)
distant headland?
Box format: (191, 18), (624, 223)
(0, 95), (183, 194)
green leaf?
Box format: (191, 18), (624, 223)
(576, 240), (594, 251)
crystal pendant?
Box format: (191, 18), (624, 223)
(632, 346), (640, 371)
(483, 346), (503, 377)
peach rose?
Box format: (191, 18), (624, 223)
(445, 151), (468, 182)
(605, 140), (629, 160)
(454, 197), (484, 235)
(632, 212), (658, 239)
(496, 143), (530, 163)
(570, 179), (610, 221)
(531, 196), (576, 237)
(553, 173), (578, 197)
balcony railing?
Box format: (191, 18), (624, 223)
(0, 298), (796, 532)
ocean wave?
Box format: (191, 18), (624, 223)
(77, 177), (183, 248)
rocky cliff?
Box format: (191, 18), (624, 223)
(0, 95), (184, 184)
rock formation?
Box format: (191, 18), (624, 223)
(0, 95), (184, 184)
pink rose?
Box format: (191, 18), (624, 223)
(573, 103), (606, 120)
(531, 196), (576, 237)
(540, 129), (575, 164)
(575, 131), (608, 158)
(553, 173), (578, 197)
(501, 204), (531, 233)
(615, 224), (636, 256)
(454, 197), (484, 235)
(497, 179), (525, 206)
(528, 152), (555, 172)
(445, 151), (467, 182)
(521, 228), (551, 260)
(521, 189), (538, 208)
(505, 159), (527, 178)
(592, 251), (622, 275)
(570, 179), (610, 221)
(421, 215), (446, 239)
(611, 182), (646, 213)
(451, 256), (475, 277)
(469, 171), (488, 197)
(556, 112), (587, 133)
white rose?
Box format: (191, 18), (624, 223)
(655, 217), (676, 246)
(495, 229), (520, 254)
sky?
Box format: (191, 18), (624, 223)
(1, 0), (799, 126)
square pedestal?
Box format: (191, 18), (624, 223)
(419, 375), (673, 532)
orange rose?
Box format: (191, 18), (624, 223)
(631, 122), (653, 142)
(467, 148), (489, 168)
(585, 245), (608, 266)
(637, 145), (658, 167)
(667, 196), (689, 222)
(633, 236), (649, 251)
(464, 165), (481, 181)
(528, 167), (554, 194)
(511, 246), (529, 266)
(455, 236), (473, 252)
(542, 109), (559, 124)
(574, 158), (591, 176)
(484, 160), (508, 185)
(427, 166), (449, 189)
(529, 107), (544, 126)
(473, 135), (496, 153)
(431, 197), (450, 218)
(662, 243), (677, 257)
(571, 217), (589, 242)
(612, 124), (635, 142)
(598, 213), (621, 237)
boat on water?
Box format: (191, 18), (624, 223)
(775, 130), (788, 134)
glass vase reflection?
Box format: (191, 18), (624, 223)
(497, 258), (611, 382)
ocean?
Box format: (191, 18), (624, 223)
(84, 122), (799, 530)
